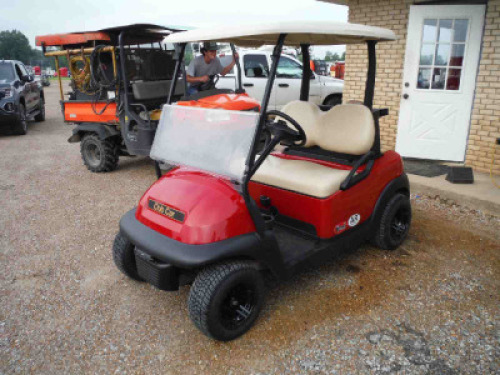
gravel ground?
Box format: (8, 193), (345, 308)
(1, 84), (499, 374)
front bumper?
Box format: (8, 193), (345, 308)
(0, 99), (18, 124)
(120, 208), (260, 269)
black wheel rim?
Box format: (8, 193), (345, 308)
(390, 207), (410, 241)
(84, 142), (101, 167)
(219, 282), (256, 331)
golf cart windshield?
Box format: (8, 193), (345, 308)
(150, 105), (259, 182)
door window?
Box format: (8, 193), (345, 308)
(243, 54), (269, 78)
(276, 56), (302, 79)
(417, 18), (469, 91)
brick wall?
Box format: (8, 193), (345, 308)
(342, 0), (500, 175)
(465, 0), (500, 175)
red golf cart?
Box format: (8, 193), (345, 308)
(113, 21), (411, 341)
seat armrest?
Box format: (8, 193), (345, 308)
(340, 151), (375, 190)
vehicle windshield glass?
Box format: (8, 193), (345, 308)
(0, 63), (15, 83)
(150, 105), (259, 182)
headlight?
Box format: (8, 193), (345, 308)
(0, 88), (12, 98)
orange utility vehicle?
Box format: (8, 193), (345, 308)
(36, 24), (259, 173)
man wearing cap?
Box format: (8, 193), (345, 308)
(186, 42), (238, 95)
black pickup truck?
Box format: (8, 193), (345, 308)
(0, 60), (45, 135)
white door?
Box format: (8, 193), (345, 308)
(396, 5), (485, 161)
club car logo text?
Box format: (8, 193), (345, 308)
(148, 199), (185, 223)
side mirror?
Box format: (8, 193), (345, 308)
(21, 75), (31, 83)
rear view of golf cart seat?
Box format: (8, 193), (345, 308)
(252, 101), (375, 198)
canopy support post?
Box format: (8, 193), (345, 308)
(300, 44), (310, 101)
(230, 43), (244, 94)
(167, 43), (186, 104)
(55, 56), (63, 101)
(364, 40), (377, 109)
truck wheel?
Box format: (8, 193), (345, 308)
(324, 94), (342, 107)
(13, 103), (28, 135)
(34, 97), (45, 122)
(188, 261), (266, 341)
(112, 231), (143, 281)
(80, 133), (119, 172)
(371, 193), (412, 250)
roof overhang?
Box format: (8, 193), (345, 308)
(318, 0), (348, 5)
(165, 21), (396, 47)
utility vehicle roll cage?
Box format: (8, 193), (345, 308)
(36, 24), (187, 155)
(164, 22), (395, 237)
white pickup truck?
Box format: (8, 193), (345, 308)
(216, 49), (343, 110)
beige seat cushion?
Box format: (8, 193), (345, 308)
(252, 155), (350, 198)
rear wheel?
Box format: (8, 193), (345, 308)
(188, 261), (266, 341)
(323, 94), (342, 107)
(34, 97), (45, 122)
(80, 133), (119, 172)
(12, 103), (28, 135)
(372, 193), (412, 250)
(112, 231), (143, 281)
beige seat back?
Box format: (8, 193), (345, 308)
(281, 101), (375, 155)
(281, 101), (322, 147)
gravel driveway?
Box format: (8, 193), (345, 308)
(1, 83), (499, 374)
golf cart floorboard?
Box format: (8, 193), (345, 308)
(274, 224), (320, 267)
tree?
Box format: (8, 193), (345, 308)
(0, 29), (67, 69)
(324, 51), (341, 62)
(0, 30), (32, 62)
(341, 51), (346, 61)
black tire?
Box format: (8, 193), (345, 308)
(372, 193), (412, 250)
(324, 94), (342, 107)
(188, 261), (266, 341)
(12, 103), (28, 135)
(34, 97), (45, 122)
(80, 133), (119, 172)
(112, 231), (143, 281)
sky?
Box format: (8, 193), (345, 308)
(0, 0), (348, 58)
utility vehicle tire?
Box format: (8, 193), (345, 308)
(188, 261), (266, 341)
(80, 133), (119, 173)
(12, 103), (28, 135)
(34, 97), (45, 122)
(372, 193), (412, 250)
(324, 94), (342, 107)
(112, 231), (143, 281)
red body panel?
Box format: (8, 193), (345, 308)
(136, 168), (256, 245)
(248, 151), (404, 239)
(36, 32), (110, 47)
(63, 101), (119, 124)
(177, 93), (260, 111)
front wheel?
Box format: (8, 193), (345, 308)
(112, 231), (143, 281)
(371, 193), (412, 250)
(80, 133), (119, 172)
(188, 261), (266, 341)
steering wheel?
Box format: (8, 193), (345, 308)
(199, 74), (220, 91)
(264, 110), (306, 147)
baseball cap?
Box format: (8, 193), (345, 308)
(203, 41), (218, 51)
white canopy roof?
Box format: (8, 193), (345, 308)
(165, 21), (396, 47)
